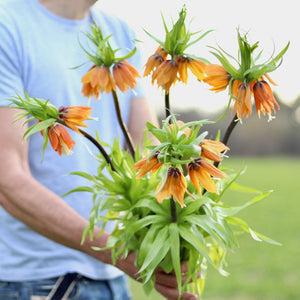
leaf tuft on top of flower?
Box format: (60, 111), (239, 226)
(143, 5), (212, 93)
(80, 22), (141, 99)
(204, 30), (289, 120)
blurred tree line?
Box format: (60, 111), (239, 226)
(158, 94), (300, 156)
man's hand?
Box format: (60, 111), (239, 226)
(116, 251), (198, 300)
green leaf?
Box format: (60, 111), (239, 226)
(185, 29), (214, 49)
(226, 216), (281, 245)
(139, 226), (170, 278)
(23, 118), (56, 139)
(68, 171), (97, 182)
(138, 224), (163, 265)
(62, 186), (96, 197)
(143, 28), (164, 48)
(228, 181), (262, 194)
(178, 223), (213, 266)
(182, 215), (228, 250)
(126, 214), (167, 235)
(169, 223), (182, 294)
(178, 197), (208, 217)
(133, 198), (169, 216)
(215, 191), (272, 217)
(209, 47), (240, 78)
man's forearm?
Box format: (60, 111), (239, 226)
(0, 170), (113, 265)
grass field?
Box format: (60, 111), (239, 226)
(128, 156), (300, 300)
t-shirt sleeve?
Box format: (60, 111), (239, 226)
(0, 9), (24, 107)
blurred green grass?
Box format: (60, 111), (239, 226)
(128, 156), (300, 300)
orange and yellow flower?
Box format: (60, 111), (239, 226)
(200, 139), (229, 162)
(176, 56), (189, 83)
(176, 56), (206, 83)
(188, 158), (228, 195)
(81, 65), (116, 99)
(203, 64), (231, 92)
(231, 80), (252, 119)
(58, 106), (93, 133)
(113, 60), (140, 92)
(144, 48), (206, 94)
(144, 46), (167, 77)
(133, 151), (163, 179)
(253, 80), (280, 118)
(152, 60), (178, 94)
(186, 58), (206, 81)
(47, 124), (75, 156)
(156, 167), (192, 207)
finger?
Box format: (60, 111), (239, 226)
(154, 282), (198, 300)
(155, 269), (200, 288)
(155, 271), (179, 288)
(180, 261), (189, 274)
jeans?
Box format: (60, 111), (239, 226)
(0, 275), (131, 300)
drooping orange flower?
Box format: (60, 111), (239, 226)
(113, 60), (140, 92)
(203, 64), (231, 92)
(133, 151), (163, 179)
(200, 139), (229, 162)
(155, 46), (168, 60)
(151, 60), (178, 94)
(253, 80), (280, 118)
(188, 158), (228, 195)
(156, 167), (192, 207)
(176, 56), (189, 83)
(144, 46), (167, 77)
(186, 58), (206, 81)
(81, 65), (116, 99)
(231, 80), (252, 119)
(58, 106), (93, 133)
(48, 124), (75, 156)
(175, 56), (206, 83)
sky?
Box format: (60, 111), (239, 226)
(98, 0), (299, 113)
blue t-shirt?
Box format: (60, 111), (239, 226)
(0, 0), (144, 281)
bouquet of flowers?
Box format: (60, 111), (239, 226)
(10, 6), (289, 299)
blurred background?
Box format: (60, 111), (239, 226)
(98, 1), (300, 299)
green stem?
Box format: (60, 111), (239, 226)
(165, 91), (177, 222)
(78, 128), (116, 172)
(112, 90), (135, 157)
(165, 92), (171, 120)
(203, 113), (239, 196)
(170, 196), (177, 223)
(214, 113), (239, 169)
(221, 113), (239, 146)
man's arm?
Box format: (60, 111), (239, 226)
(0, 107), (113, 262)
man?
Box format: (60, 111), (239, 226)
(0, 0), (198, 299)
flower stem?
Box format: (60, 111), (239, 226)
(165, 91), (177, 222)
(165, 92), (171, 119)
(170, 197), (177, 222)
(221, 113), (239, 146)
(112, 90), (135, 157)
(214, 113), (239, 168)
(79, 128), (116, 172)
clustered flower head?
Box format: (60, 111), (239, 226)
(9, 94), (93, 156)
(143, 5), (211, 94)
(204, 31), (289, 121)
(133, 119), (229, 207)
(80, 23), (140, 100)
